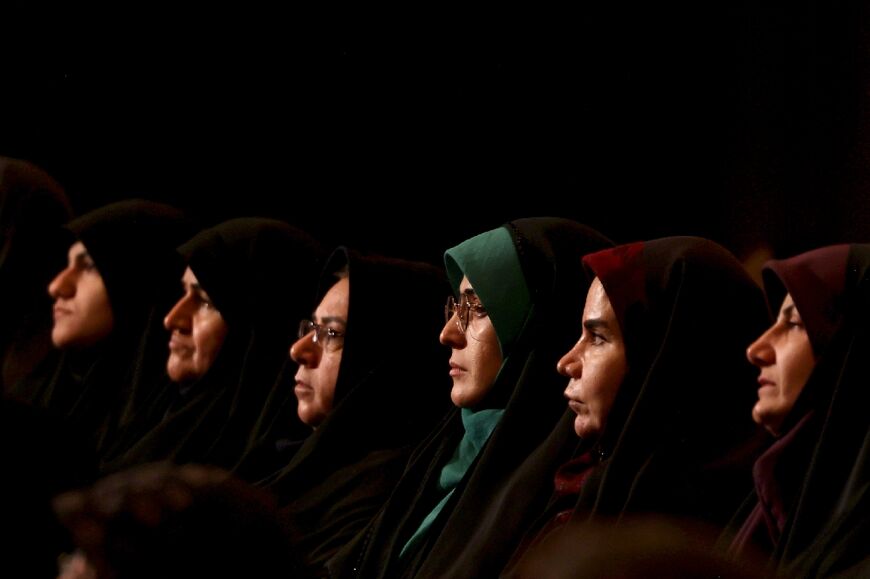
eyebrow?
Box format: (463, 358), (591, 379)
(461, 288), (478, 297)
(182, 279), (205, 293)
(781, 304), (796, 318)
(72, 250), (95, 268)
(583, 318), (610, 332)
(314, 315), (348, 327)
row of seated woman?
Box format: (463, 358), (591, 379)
(2, 190), (866, 577)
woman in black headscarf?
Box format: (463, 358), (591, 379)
(501, 237), (770, 578)
(260, 247), (453, 578)
(0, 156), (72, 392)
(328, 217), (613, 579)
(724, 244), (870, 578)
(99, 218), (322, 473)
(10, 199), (191, 456)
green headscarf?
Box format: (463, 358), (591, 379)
(400, 226), (533, 558)
(444, 226), (532, 358)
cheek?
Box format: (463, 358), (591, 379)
(193, 317), (228, 365)
(588, 359), (625, 414)
(314, 355), (341, 408)
(74, 287), (114, 343)
(470, 336), (503, 381)
(783, 352), (816, 401)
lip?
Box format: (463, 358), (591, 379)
(757, 377), (775, 388)
(168, 335), (187, 350)
(294, 380), (312, 397)
(449, 361), (466, 377)
(567, 400), (584, 414)
(53, 305), (72, 319)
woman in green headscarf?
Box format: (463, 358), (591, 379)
(328, 217), (613, 579)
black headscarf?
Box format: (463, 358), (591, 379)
(725, 244), (870, 578)
(99, 218), (322, 473)
(502, 237), (770, 578)
(328, 218), (613, 579)
(0, 156), (72, 392)
(9, 199), (192, 455)
(262, 247), (453, 578)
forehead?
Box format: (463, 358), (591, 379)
(583, 277), (615, 319)
(67, 240), (88, 258)
(779, 292), (796, 311)
(181, 266), (200, 285)
(316, 277), (350, 316)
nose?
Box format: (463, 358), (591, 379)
(164, 293), (194, 332)
(746, 327), (775, 367)
(556, 340), (583, 378)
(48, 266), (76, 299)
(439, 315), (467, 348)
(290, 332), (321, 367)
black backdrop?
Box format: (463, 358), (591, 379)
(4, 1), (870, 265)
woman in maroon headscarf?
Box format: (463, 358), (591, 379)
(499, 237), (769, 578)
(725, 244), (870, 578)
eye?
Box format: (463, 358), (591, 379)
(780, 312), (805, 330)
(325, 327), (344, 338)
(194, 292), (216, 310)
(78, 258), (97, 272)
(468, 301), (488, 318)
(587, 331), (606, 346)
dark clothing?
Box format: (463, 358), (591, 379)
(724, 244), (870, 578)
(328, 218), (613, 579)
(728, 414), (814, 559)
(262, 248), (453, 578)
(503, 237), (770, 578)
(10, 200), (192, 457)
(0, 156), (72, 393)
(100, 218), (322, 474)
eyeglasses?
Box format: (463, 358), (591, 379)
(445, 294), (487, 333)
(298, 319), (345, 351)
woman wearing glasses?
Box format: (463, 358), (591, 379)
(328, 218), (613, 579)
(259, 247), (452, 578)
(99, 218), (323, 474)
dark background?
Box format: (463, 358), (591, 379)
(4, 1), (870, 265)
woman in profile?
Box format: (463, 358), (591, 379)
(497, 237), (769, 578)
(725, 244), (870, 578)
(0, 156), (72, 393)
(260, 246), (453, 578)
(329, 217), (613, 579)
(10, 199), (191, 456)
(100, 218), (322, 473)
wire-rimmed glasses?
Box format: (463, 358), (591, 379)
(445, 294), (487, 333)
(298, 319), (345, 351)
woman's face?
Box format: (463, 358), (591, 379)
(746, 293), (816, 436)
(558, 277), (628, 442)
(164, 267), (230, 383)
(48, 241), (115, 349)
(290, 277), (349, 427)
(440, 276), (504, 408)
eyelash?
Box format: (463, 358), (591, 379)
(587, 332), (606, 346)
(197, 296), (216, 309)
